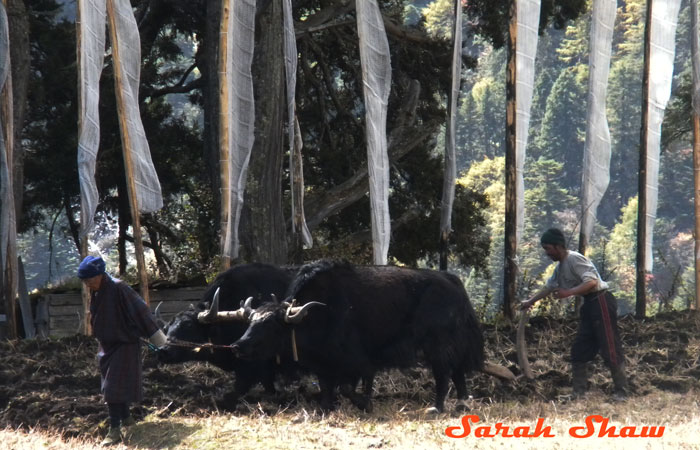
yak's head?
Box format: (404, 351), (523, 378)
(156, 304), (211, 364)
(223, 298), (325, 361)
(156, 288), (252, 364)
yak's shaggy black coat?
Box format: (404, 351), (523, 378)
(158, 263), (295, 407)
(233, 260), (485, 412)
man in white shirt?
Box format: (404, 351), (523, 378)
(521, 228), (628, 400)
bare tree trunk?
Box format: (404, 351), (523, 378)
(118, 182), (129, 276)
(7, 0), (28, 222)
(145, 223), (169, 276)
(240, 0), (288, 264)
(107, 0), (151, 304)
(503, 0), (517, 322)
(63, 194), (81, 252)
(695, 110), (700, 312)
(636, 0), (652, 319)
(204, 0), (222, 239)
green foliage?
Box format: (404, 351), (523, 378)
(422, 0), (454, 40)
(17, 0), (502, 280)
(603, 196), (637, 310)
(22, 2), (78, 232)
(464, 0), (588, 49)
(21, 0), (216, 276)
(657, 145), (694, 230)
(597, 196), (696, 316)
(669, 263), (697, 311)
(457, 70), (506, 164)
(456, 155), (575, 318)
(454, 0), (699, 315)
(599, 0), (644, 224)
(529, 29), (571, 143)
(16, 214), (82, 291)
(524, 157), (578, 232)
(555, 6), (590, 64)
(529, 9), (590, 191)
(456, 158), (505, 317)
(531, 66), (587, 194)
(458, 156), (505, 231)
(292, 1), (496, 267)
(647, 224), (693, 313)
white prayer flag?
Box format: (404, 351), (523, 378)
(515, 0), (541, 243)
(356, 0), (392, 265)
(643, 0), (682, 271)
(221, 0), (256, 259)
(581, 0), (616, 247)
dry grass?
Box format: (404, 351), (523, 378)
(2, 388), (700, 449)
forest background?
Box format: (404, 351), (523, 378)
(6, 0), (697, 321)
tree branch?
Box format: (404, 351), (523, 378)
(299, 38), (337, 153)
(330, 205), (424, 248)
(295, 1), (354, 37)
(143, 63), (203, 99)
(303, 80), (441, 230)
(304, 35), (356, 122)
(381, 17), (439, 45)
(294, 3), (435, 46)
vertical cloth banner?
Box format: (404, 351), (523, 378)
(292, 117), (312, 248)
(0, 0), (16, 280)
(77, 0), (106, 236)
(515, 0), (541, 243)
(439, 0), (462, 247)
(222, 0), (256, 260)
(580, 0), (616, 247)
(356, 0), (392, 265)
(642, 0), (682, 271)
(77, 0), (163, 237)
(283, 0), (312, 248)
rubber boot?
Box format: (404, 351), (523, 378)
(100, 427), (122, 446)
(122, 415), (136, 427)
(122, 404), (135, 427)
(611, 362), (628, 401)
(571, 362), (588, 398)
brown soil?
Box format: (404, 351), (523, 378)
(1, 310), (698, 440)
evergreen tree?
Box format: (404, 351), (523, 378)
(531, 66), (588, 194)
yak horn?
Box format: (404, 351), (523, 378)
(284, 300), (325, 324)
(197, 287), (221, 322)
(197, 287), (220, 323)
(197, 288), (253, 323)
(154, 302), (166, 329)
(197, 308), (249, 323)
(197, 289), (251, 323)
(516, 310), (535, 380)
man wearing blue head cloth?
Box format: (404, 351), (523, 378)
(520, 228), (628, 402)
(78, 255), (166, 446)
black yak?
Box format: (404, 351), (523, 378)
(156, 263), (295, 408)
(225, 260), (487, 412)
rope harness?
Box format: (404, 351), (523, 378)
(143, 337), (234, 352)
(144, 334), (300, 362)
(166, 338), (235, 350)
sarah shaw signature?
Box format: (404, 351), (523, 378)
(445, 415), (665, 438)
